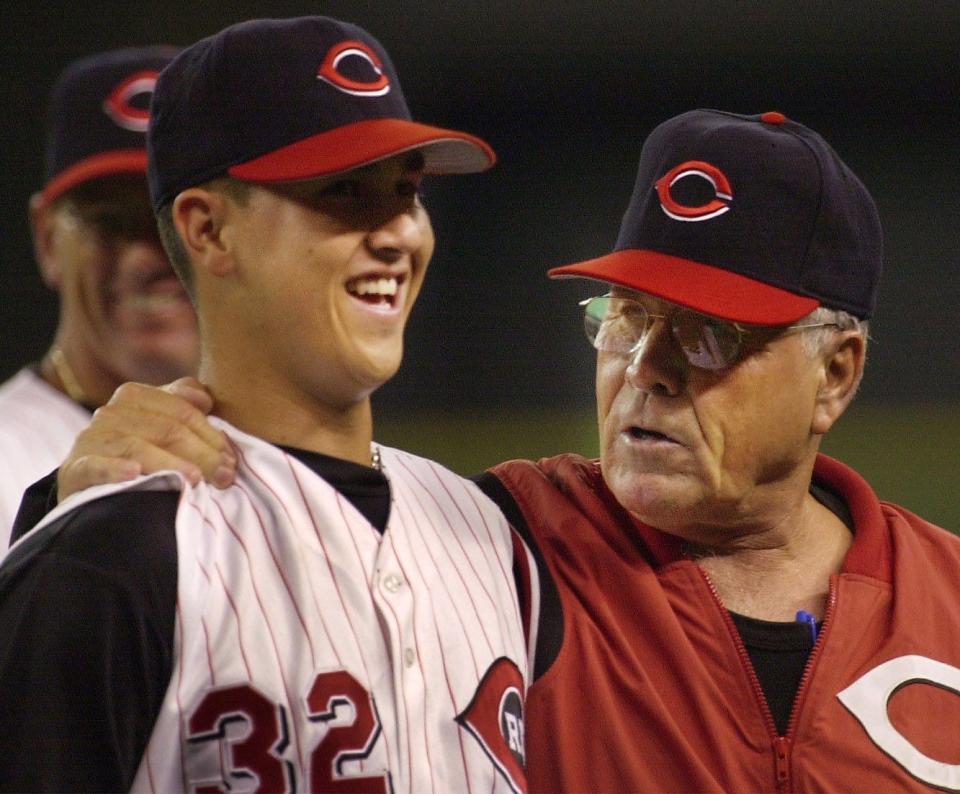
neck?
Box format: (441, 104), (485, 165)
(202, 367), (376, 468)
(688, 492), (852, 622)
(41, 338), (117, 407)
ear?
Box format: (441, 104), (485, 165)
(29, 192), (61, 289)
(171, 187), (234, 278)
(811, 330), (866, 435)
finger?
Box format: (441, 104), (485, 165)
(103, 382), (232, 458)
(58, 455), (145, 502)
(99, 436), (234, 490)
(59, 442), (208, 501)
(75, 410), (235, 483)
(163, 376), (215, 413)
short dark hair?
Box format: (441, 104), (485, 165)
(155, 177), (252, 300)
(156, 200), (192, 296)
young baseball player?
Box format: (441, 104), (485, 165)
(0, 18), (530, 793)
(0, 48), (199, 538)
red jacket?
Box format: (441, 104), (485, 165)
(490, 453), (960, 793)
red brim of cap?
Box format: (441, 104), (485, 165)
(41, 150), (148, 205)
(228, 118), (495, 182)
(548, 249), (820, 326)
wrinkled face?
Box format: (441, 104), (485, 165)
(47, 175), (199, 384)
(221, 153), (434, 408)
(596, 288), (823, 538)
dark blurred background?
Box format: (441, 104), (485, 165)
(3, 2), (958, 524)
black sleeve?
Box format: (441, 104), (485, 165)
(9, 468), (59, 546)
(473, 471), (565, 682)
(0, 489), (179, 792)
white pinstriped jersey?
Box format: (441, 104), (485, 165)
(59, 419), (532, 793)
(0, 368), (90, 542)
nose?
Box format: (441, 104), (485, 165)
(365, 205), (425, 264)
(623, 318), (684, 396)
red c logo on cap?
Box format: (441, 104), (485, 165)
(656, 161), (733, 222)
(102, 70), (159, 133)
(317, 40), (391, 97)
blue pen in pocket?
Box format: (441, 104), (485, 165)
(795, 610), (819, 645)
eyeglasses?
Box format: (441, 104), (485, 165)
(581, 293), (838, 371)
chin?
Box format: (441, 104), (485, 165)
(360, 339), (404, 378)
(348, 358), (403, 399)
(605, 466), (700, 528)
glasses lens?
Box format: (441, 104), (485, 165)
(583, 295), (610, 349)
(671, 312), (742, 370)
(582, 295), (745, 369)
(583, 295), (650, 354)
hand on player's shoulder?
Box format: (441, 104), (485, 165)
(57, 378), (236, 502)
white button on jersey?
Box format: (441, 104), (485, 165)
(404, 648), (416, 667)
(383, 573), (404, 593)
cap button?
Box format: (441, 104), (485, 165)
(761, 111), (787, 125)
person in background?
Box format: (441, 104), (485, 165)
(0, 47), (200, 537)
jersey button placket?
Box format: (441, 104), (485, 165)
(374, 563), (421, 733)
(379, 575), (417, 669)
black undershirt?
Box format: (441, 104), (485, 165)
(277, 445), (390, 532)
(728, 612), (819, 735)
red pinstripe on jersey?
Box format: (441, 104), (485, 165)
(103, 419), (532, 793)
(202, 496), (309, 773)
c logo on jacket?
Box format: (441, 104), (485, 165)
(838, 654), (960, 791)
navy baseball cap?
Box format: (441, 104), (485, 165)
(41, 46), (178, 205)
(550, 110), (882, 323)
(148, 16), (496, 212)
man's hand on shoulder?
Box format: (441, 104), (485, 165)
(57, 377), (237, 502)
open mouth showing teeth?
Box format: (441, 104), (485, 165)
(346, 275), (403, 307)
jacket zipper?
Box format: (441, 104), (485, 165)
(694, 568), (839, 793)
(784, 576), (838, 738)
(773, 736), (791, 791)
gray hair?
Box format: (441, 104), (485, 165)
(798, 307), (869, 357)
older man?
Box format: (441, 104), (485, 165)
(0, 48), (200, 536)
(14, 111), (960, 791)
(481, 110), (960, 792)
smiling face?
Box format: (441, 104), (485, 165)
(596, 288), (826, 540)
(36, 175), (199, 397)
(203, 153), (433, 413)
